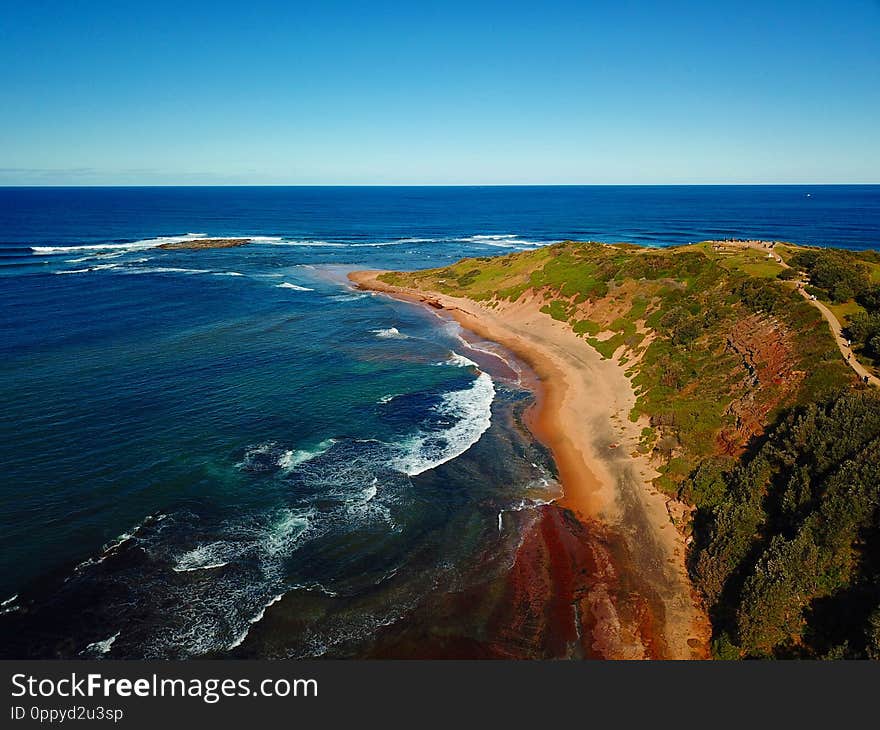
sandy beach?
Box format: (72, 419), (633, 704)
(350, 270), (709, 659)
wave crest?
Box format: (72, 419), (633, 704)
(393, 369), (495, 476)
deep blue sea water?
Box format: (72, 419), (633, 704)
(1, 185), (878, 658)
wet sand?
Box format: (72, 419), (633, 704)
(350, 270), (709, 659)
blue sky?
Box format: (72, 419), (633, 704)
(1, 0), (878, 184)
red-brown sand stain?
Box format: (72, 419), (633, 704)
(364, 504), (666, 659)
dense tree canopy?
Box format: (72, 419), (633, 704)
(790, 249), (871, 302)
(691, 390), (880, 658)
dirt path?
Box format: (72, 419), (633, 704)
(770, 249), (879, 387)
(795, 289), (880, 386)
(716, 240), (877, 387)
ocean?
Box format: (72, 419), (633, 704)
(1, 185), (878, 658)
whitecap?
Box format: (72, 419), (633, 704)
(55, 263), (121, 274)
(276, 282), (314, 291)
(371, 326), (407, 339)
(83, 632), (120, 656)
(278, 439), (336, 471)
(465, 234), (520, 241)
(437, 351), (479, 368)
(361, 478), (378, 503)
(0, 594), (19, 614)
(263, 508), (311, 556)
(459, 233), (555, 248)
(228, 593), (285, 650)
(237, 441), (287, 472)
(347, 240), (415, 247)
(266, 240), (347, 247)
(72, 514), (167, 574)
(393, 370), (495, 476)
(32, 233), (208, 255)
(173, 542), (234, 572)
(119, 267), (211, 275)
(214, 271), (244, 277)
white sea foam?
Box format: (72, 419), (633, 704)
(84, 632), (120, 656)
(72, 514), (167, 574)
(119, 267), (211, 275)
(276, 282), (314, 291)
(266, 240), (347, 247)
(33, 232), (288, 258)
(459, 233), (553, 248)
(377, 393), (398, 404)
(214, 271), (244, 277)
(446, 326), (525, 383)
(65, 252), (123, 263)
(341, 475), (391, 525)
(393, 369), (495, 476)
(267, 238), (420, 248)
(228, 593), (284, 650)
(371, 326), (407, 339)
(329, 292), (369, 302)
(466, 234), (520, 241)
(237, 439), (333, 473)
(54, 263), (121, 274)
(440, 351), (479, 368)
(496, 481), (562, 533)
(347, 240), (415, 247)
(360, 478), (378, 504)
(173, 542), (233, 572)
(278, 439), (336, 471)
(32, 233), (209, 255)
(0, 594), (18, 614)
(263, 509), (311, 557)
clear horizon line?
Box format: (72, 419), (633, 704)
(1, 182), (878, 188)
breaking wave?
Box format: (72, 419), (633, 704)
(439, 351), (479, 368)
(173, 541), (233, 572)
(371, 326), (407, 339)
(278, 439), (337, 470)
(83, 632), (120, 657)
(31, 233), (210, 255)
(238, 439), (335, 473)
(119, 267), (211, 275)
(392, 369), (495, 476)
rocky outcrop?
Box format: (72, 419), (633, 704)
(158, 238), (251, 250)
(719, 313), (804, 454)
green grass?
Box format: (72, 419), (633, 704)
(572, 318), (600, 336)
(383, 239), (855, 502)
(828, 299), (865, 323)
(540, 299), (570, 322)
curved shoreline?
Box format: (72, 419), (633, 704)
(349, 269), (709, 659)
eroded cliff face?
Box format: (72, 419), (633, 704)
(719, 313), (805, 455)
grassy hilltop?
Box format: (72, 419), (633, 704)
(382, 240), (880, 658)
